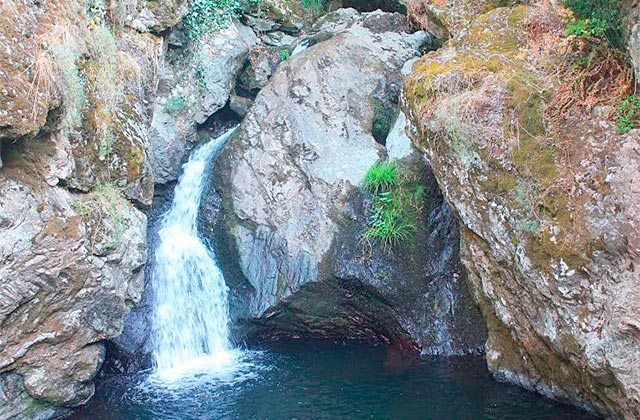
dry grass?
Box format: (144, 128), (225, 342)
(547, 42), (633, 119)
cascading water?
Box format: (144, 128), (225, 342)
(152, 126), (238, 381)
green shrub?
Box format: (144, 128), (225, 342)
(165, 95), (187, 114)
(184, 0), (262, 43)
(562, 0), (621, 46)
(616, 95), (640, 135)
(362, 162), (397, 193)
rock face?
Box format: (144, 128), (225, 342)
(149, 21), (257, 184)
(0, 0), (157, 417)
(213, 10), (486, 353)
(404, 3), (640, 417)
(0, 165), (147, 418)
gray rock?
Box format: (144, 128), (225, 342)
(386, 111), (413, 161)
(243, 15), (281, 33)
(229, 94), (254, 117)
(0, 165), (146, 413)
(212, 11), (481, 352)
(128, 0), (188, 33)
(260, 31), (296, 47)
(149, 21), (258, 184)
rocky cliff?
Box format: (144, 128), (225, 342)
(404, 1), (640, 417)
(0, 0), (163, 416)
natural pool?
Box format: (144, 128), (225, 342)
(70, 341), (598, 420)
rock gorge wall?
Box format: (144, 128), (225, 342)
(1, 0), (638, 418)
(0, 0), (170, 416)
(404, 0), (640, 418)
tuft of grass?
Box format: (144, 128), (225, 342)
(616, 95), (640, 135)
(362, 161), (424, 249)
(363, 191), (415, 248)
(362, 162), (398, 194)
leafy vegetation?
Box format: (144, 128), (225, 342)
(616, 95), (640, 135)
(372, 99), (397, 143)
(362, 162), (424, 248)
(278, 48), (291, 61)
(562, 0), (622, 46)
(184, 0), (262, 43)
(301, 0), (325, 14)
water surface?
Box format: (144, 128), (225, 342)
(72, 341), (598, 420)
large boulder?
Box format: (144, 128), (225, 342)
(212, 10), (486, 353)
(404, 3), (639, 417)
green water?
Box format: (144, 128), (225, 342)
(71, 341), (598, 419)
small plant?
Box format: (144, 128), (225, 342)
(278, 49), (291, 61)
(362, 162), (398, 194)
(50, 44), (87, 128)
(74, 183), (129, 250)
(616, 95), (640, 135)
(362, 161), (423, 249)
(301, 0), (325, 14)
(562, 0), (622, 46)
(98, 128), (116, 160)
(165, 95), (187, 114)
(363, 191), (415, 248)
(70, 200), (91, 216)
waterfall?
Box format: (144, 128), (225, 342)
(152, 126), (237, 381)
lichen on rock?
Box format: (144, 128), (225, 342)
(404, 2), (640, 417)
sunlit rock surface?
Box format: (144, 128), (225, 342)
(404, 3), (640, 417)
